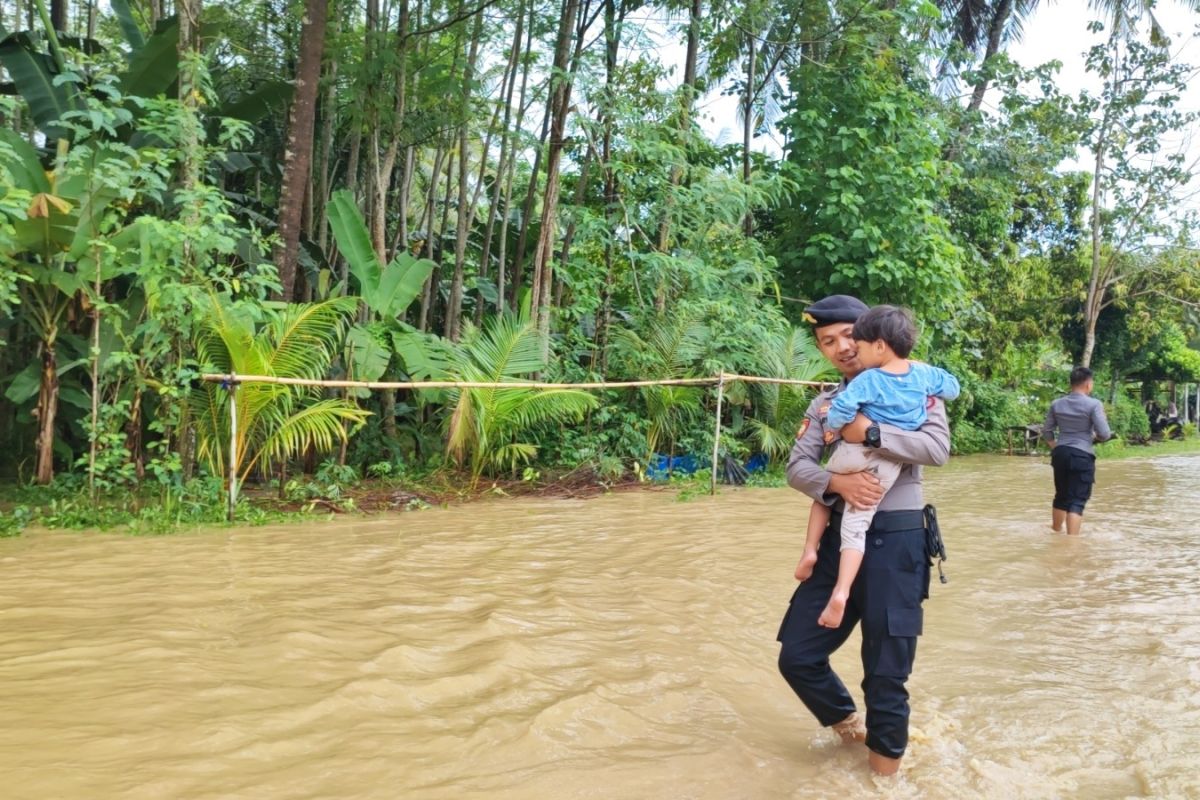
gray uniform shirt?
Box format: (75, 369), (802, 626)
(1042, 393), (1112, 455)
(786, 381), (951, 512)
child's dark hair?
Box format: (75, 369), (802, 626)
(852, 305), (917, 358)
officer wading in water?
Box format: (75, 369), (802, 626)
(1042, 366), (1113, 535)
(776, 295), (950, 776)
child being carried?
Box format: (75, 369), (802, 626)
(794, 304), (959, 628)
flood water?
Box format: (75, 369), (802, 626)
(2, 454), (1199, 799)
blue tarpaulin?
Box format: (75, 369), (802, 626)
(646, 453), (767, 480)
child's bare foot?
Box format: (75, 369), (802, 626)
(794, 549), (818, 581)
(818, 592), (848, 628)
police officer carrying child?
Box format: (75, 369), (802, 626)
(776, 295), (950, 776)
(1042, 366), (1113, 535)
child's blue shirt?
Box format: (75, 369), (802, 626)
(826, 362), (960, 430)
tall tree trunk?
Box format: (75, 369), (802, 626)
(966, 0), (1014, 113)
(315, 16), (340, 258)
(476, 0), (526, 324)
(511, 101), (552, 309)
(173, 0), (204, 483)
(595, 0), (624, 373)
(496, 0), (537, 312)
(274, 0), (330, 301)
(418, 148), (454, 331)
(1083, 41), (1118, 369)
(653, 0), (701, 313)
(741, 31), (756, 236)
(177, 0), (203, 252)
(49, 0), (65, 30)
(557, 143), (595, 274)
(34, 341), (58, 485)
(1082, 142), (1104, 368)
(445, 11), (485, 341)
(531, 0), (584, 355)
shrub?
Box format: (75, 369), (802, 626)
(1106, 392), (1150, 441)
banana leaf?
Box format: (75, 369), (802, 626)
(120, 16), (179, 99)
(0, 128), (51, 193)
(109, 0), (146, 51)
(327, 189), (437, 319)
(327, 189), (383, 295)
(0, 31), (78, 141)
(375, 253), (436, 320)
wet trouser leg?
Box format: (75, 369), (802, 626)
(778, 510), (929, 760)
(1051, 445), (1095, 515)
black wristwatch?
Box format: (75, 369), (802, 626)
(864, 423), (881, 448)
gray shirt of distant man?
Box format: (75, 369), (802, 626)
(1043, 390), (1112, 455)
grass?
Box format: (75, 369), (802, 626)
(0, 477), (314, 537)
(1095, 434), (1200, 460)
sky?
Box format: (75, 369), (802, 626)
(683, 3), (1200, 167)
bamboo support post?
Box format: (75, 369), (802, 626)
(227, 376), (238, 523)
(710, 371), (725, 496)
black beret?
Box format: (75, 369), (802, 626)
(802, 294), (869, 327)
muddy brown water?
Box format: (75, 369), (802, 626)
(1, 454), (1198, 799)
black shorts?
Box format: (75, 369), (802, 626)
(1051, 446), (1095, 514)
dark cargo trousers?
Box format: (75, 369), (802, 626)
(776, 509), (930, 760)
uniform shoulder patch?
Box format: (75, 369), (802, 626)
(797, 418), (810, 439)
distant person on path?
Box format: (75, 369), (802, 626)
(795, 305), (959, 630)
(778, 295), (950, 777)
(1042, 367), (1113, 535)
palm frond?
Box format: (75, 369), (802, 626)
(489, 442), (539, 474)
(492, 389), (597, 434)
(246, 399), (370, 480)
(445, 389), (476, 467)
(265, 297), (357, 379)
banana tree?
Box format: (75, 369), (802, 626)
(326, 189), (446, 441)
(191, 293), (370, 482)
(0, 128), (141, 483)
(0, 10), (182, 145)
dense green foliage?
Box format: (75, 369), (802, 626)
(2, 0), (1199, 529)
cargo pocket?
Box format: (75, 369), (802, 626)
(872, 607), (923, 677)
(1071, 454), (1095, 481)
(888, 606), (924, 637)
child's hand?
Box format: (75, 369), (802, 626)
(823, 429), (837, 444)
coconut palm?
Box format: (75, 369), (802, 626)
(444, 313), (597, 480)
(943, 0), (1200, 113)
(191, 293), (370, 482)
(745, 326), (836, 462)
(612, 315), (711, 460)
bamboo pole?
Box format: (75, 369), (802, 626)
(710, 371), (725, 496)
(227, 378), (238, 523)
(199, 373), (833, 391)
(200, 370), (831, 505)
